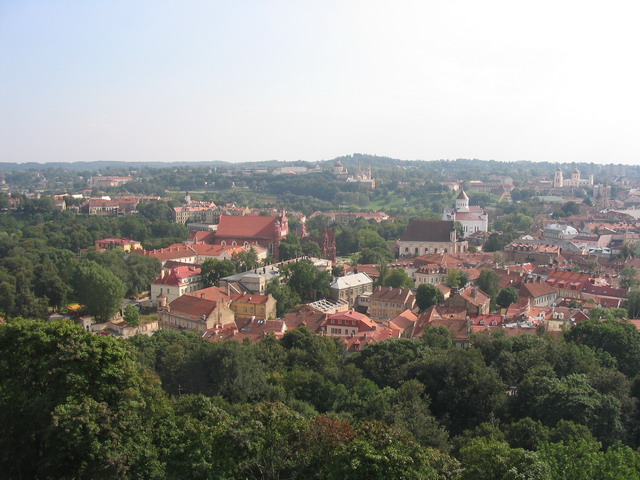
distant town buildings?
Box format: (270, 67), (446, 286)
(553, 168), (594, 188)
(332, 161), (376, 189)
(89, 176), (133, 188)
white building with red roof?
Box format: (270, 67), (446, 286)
(150, 265), (203, 303)
(322, 310), (377, 337)
(442, 190), (489, 235)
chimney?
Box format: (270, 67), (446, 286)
(472, 287), (478, 299)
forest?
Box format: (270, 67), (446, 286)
(3, 318), (640, 479)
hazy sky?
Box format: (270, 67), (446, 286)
(1, 1), (639, 164)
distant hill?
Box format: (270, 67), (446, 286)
(0, 160), (235, 172)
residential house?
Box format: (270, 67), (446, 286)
(367, 286), (416, 320)
(341, 327), (399, 353)
(579, 283), (629, 308)
(444, 286), (491, 315)
(322, 310), (377, 337)
(413, 264), (448, 287)
(150, 266), (204, 304)
(411, 306), (470, 348)
(519, 278), (559, 307)
(504, 242), (565, 265)
(202, 317), (287, 343)
(158, 287), (235, 333)
(329, 272), (374, 308)
(389, 309), (418, 338)
(228, 292), (277, 320)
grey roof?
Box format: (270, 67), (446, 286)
(330, 272), (373, 289)
(400, 220), (455, 242)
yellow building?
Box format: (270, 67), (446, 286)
(230, 293), (277, 320)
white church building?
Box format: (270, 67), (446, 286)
(553, 168), (594, 188)
(442, 190), (489, 236)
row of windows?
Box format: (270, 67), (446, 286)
(333, 319), (357, 326)
(405, 247), (450, 254)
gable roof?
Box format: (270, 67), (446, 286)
(283, 311), (328, 332)
(389, 309), (418, 332)
(400, 220), (455, 242)
(326, 310), (377, 330)
(168, 296), (218, 319)
(456, 286), (491, 306)
(215, 215), (280, 238)
(185, 286), (232, 302)
(519, 281), (558, 298)
(370, 286), (415, 304)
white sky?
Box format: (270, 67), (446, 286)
(1, 0), (639, 164)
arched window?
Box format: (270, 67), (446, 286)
(221, 241), (226, 246)
(232, 241), (237, 246)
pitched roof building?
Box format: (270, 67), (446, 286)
(399, 220), (467, 257)
(191, 212), (289, 259)
(158, 286), (235, 333)
(150, 265), (203, 304)
(367, 286), (416, 320)
(329, 272), (374, 308)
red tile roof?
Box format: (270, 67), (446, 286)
(283, 311), (328, 333)
(152, 266), (201, 286)
(370, 286), (415, 304)
(215, 215), (281, 239)
(389, 309), (418, 332)
(168, 296), (219, 319)
(457, 286), (491, 307)
(519, 281), (558, 298)
(325, 310), (377, 331)
(185, 286), (232, 302)
(230, 292), (270, 304)
(342, 327), (400, 352)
